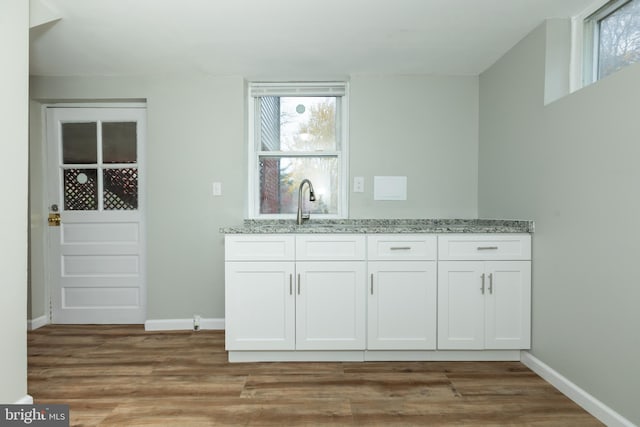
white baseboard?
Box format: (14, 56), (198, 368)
(14, 395), (33, 404)
(144, 318), (225, 331)
(520, 351), (636, 427)
(27, 315), (47, 330)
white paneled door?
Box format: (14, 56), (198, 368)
(46, 107), (146, 324)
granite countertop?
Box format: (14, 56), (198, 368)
(220, 219), (534, 234)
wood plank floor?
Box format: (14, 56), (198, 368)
(28, 325), (603, 426)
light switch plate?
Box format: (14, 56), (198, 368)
(212, 182), (222, 196)
(353, 176), (364, 193)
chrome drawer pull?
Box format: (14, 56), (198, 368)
(289, 274), (293, 295)
(370, 274), (374, 295)
(481, 273), (485, 294)
(477, 246), (498, 250)
(488, 273), (493, 294)
(390, 246), (411, 250)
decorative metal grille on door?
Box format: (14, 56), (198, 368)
(64, 168), (98, 210)
(61, 121), (138, 211)
(104, 168), (138, 210)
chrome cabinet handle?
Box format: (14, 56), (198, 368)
(477, 246), (498, 250)
(481, 273), (485, 294)
(488, 273), (493, 294)
(390, 246), (411, 250)
(289, 274), (293, 295)
(370, 273), (374, 295)
(297, 273), (301, 295)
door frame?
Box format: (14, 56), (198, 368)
(39, 101), (148, 325)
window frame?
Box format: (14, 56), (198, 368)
(247, 81), (349, 219)
(578, 0), (637, 86)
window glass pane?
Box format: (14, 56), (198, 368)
(104, 168), (138, 210)
(260, 97), (337, 152)
(598, 0), (640, 79)
(259, 156), (338, 215)
(103, 122), (137, 163)
(62, 122), (97, 164)
(259, 96), (281, 151)
(64, 168), (97, 210)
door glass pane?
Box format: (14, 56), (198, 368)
(260, 97), (337, 152)
(103, 122), (137, 163)
(259, 156), (338, 215)
(62, 122), (97, 164)
(104, 168), (138, 210)
(64, 168), (98, 210)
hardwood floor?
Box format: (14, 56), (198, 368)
(28, 325), (602, 426)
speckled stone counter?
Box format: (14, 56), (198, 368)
(220, 219), (534, 234)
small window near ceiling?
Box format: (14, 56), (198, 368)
(247, 82), (348, 219)
(584, 0), (640, 83)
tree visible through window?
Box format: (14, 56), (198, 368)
(249, 83), (348, 218)
(586, 0), (640, 81)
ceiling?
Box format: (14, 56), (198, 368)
(29, 0), (597, 79)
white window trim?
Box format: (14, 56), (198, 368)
(571, 0), (635, 90)
(571, 0), (610, 91)
(247, 81), (349, 220)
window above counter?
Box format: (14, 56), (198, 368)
(247, 82), (349, 220)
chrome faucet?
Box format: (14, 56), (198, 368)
(296, 179), (316, 225)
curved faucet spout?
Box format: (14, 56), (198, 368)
(297, 179), (316, 225)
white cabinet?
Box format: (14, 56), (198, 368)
(296, 234), (366, 261)
(225, 261), (295, 350)
(225, 234), (366, 352)
(438, 234), (531, 261)
(437, 235), (531, 350)
(295, 235), (366, 350)
(296, 261), (366, 350)
(225, 232), (532, 360)
(225, 235), (295, 350)
(367, 235), (437, 350)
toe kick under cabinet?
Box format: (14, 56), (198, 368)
(224, 233), (531, 362)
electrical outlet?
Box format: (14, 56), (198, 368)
(212, 182), (222, 196)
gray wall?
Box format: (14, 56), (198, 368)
(29, 74), (479, 321)
(1, 0), (29, 403)
(349, 76), (478, 218)
(479, 21), (640, 424)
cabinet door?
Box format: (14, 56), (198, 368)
(295, 261), (366, 350)
(368, 261), (437, 350)
(437, 261), (485, 350)
(484, 261), (531, 349)
(225, 262), (295, 350)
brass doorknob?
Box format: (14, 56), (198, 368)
(48, 213), (61, 227)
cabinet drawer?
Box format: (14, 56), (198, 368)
(367, 234), (437, 261)
(296, 235), (366, 261)
(225, 235), (295, 261)
(438, 234), (531, 260)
